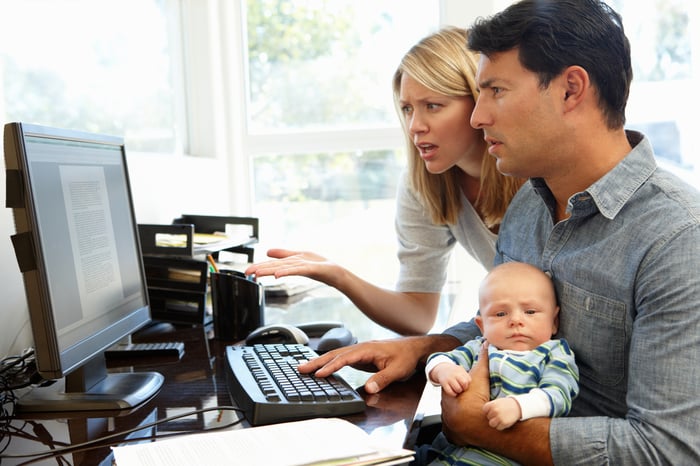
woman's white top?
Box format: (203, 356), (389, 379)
(394, 171), (497, 293)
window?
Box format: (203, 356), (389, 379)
(0, 0), (184, 153)
(240, 0), (441, 288)
(611, 0), (700, 186)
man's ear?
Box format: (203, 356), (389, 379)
(562, 65), (590, 109)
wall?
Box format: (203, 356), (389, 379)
(0, 151), (229, 358)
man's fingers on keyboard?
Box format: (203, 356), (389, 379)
(297, 351), (334, 373)
(304, 349), (358, 377)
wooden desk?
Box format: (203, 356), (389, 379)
(3, 287), (432, 465)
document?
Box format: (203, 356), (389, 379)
(112, 417), (414, 466)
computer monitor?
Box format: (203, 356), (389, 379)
(4, 122), (163, 414)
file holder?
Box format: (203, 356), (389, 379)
(172, 214), (259, 262)
(137, 215), (260, 327)
(142, 255), (210, 325)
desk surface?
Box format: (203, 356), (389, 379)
(3, 286), (436, 465)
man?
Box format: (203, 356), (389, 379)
(299, 0), (700, 464)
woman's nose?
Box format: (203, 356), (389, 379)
(409, 112), (427, 134)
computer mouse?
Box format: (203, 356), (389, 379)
(245, 323), (309, 345)
(316, 326), (357, 353)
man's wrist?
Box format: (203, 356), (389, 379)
(415, 333), (461, 366)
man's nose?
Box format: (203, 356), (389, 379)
(470, 96), (489, 129)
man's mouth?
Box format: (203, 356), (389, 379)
(485, 137), (502, 155)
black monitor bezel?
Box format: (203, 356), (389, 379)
(4, 122), (152, 380)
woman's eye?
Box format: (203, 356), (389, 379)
(427, 103), (441, 111)
(401, 105), (412, 115)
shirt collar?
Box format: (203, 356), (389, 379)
(531, 130), (657, 220)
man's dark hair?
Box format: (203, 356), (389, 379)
(468, 0), (632, 129)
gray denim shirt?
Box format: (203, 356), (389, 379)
(444, 131), (700, 464)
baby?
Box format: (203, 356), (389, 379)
(427, 261), (579, 430)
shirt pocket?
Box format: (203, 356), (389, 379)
(557, 281), (627, 387)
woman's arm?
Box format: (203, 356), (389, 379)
(246, 248), (441, 335)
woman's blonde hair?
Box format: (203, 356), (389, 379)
(392, 26), (523, 227)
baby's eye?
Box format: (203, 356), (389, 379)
(525, 309), (537, 315)
(495, 311), (507, 318)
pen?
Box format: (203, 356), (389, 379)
(207, 254), (219, 273)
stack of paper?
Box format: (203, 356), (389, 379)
(112, 417), (414, 466)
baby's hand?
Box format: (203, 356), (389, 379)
(483, 397), (521, 430)
(430, 362), (471, 397)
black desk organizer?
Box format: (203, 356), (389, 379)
(138, 215), (259, 327)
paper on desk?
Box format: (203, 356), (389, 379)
(111, 417), (414, 466)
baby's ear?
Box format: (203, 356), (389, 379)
(475, 313), (484, 334)
(552, 306), (560, 335)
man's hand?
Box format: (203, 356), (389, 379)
(441, 342), (491, 445)
(297, 334), (461, 393)
(441, 342), (554, 465)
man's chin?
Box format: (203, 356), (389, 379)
(495, 160), (521, 177)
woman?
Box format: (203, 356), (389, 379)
(245, 27), (523, 335)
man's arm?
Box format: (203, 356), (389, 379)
(298, 333), (462, 393)
(459, 225), (700, 464)
(441, 344), (554, 466)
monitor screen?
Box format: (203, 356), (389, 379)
(4, 122), (163, 414)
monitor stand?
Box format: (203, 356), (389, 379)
(15, 354), (163, 416)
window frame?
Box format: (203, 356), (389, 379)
(190, 0), (492, 213)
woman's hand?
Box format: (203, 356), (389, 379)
(245, 249), (341, 286)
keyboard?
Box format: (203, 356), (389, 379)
(225, 343), (365, 426)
